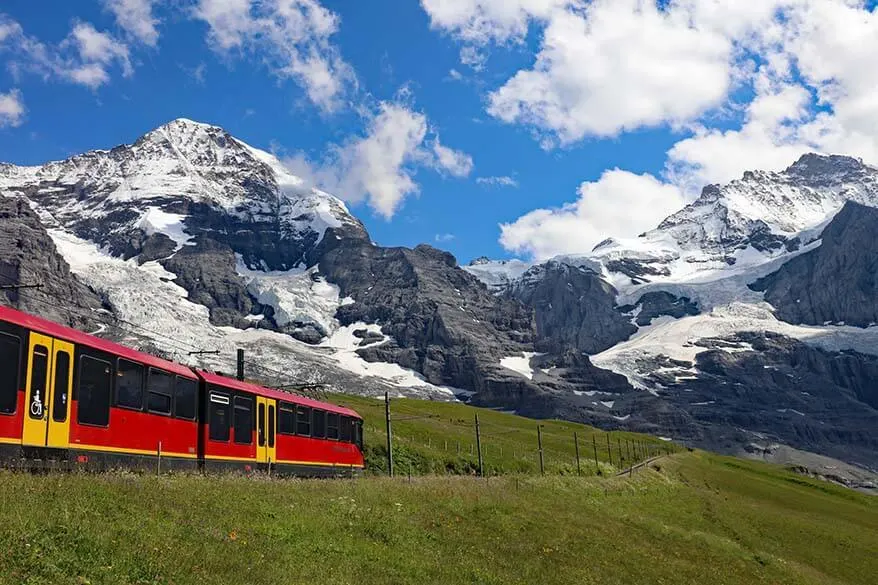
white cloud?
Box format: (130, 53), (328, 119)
(285, 100), (474, 218)
(63, 22), (133, 87)
(500, 170), (685, 260)
(190, 62), (207, 84)
(194, 0), (355, 113)
(103, 0), (160, 46)
(420, 0), (565, 45)
(431, 139), (474, 177)
(0, 89), (25, 127)
(0, 15), (133, 90)
(422, 1), (878, 258)
(667, 1), (878, 188)
(487, 1), (734, 144)
(477, 176), (518, 188)
(435, 233), (456, 243)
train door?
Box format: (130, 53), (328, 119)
(255, 396), (276, 467)
(21, 333), (74, 449)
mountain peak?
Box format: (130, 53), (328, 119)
(786, 153), (866, 177)
(136, 118), (237, 158)
(0, 116), (368, 269)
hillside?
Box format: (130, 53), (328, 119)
(4, 120), (878, 473)
(331, 393), (676, 476)
(1, 452), (875, 585)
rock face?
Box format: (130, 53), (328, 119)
(672, 333), (878, 468)
(0, 197), (104, 330)
(618, 292), (699, 327)
(6, 122), (878, 473)
(319, 236), (539, 395)
(751, 201), (878, 328)
(505, 260), (636, 355)
(160, 237), (258, 328)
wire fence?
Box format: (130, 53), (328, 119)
(350, 393), (680, 478)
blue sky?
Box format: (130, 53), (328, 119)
(1, 1), (877, 264)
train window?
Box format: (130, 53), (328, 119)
(339, 416), (352, 442)
(312, 409), (326, 439)
(0, 332), (20, 414)
(174, 377), (197, 421)
(296, 406), (311, 436)
(278, 402), (295, 435)
(326, 413), (339, 440)
(116, 359), (144, 410)
(354, 420), (364, 450)
(268, 405), (275, 448)
(28, 345), (50, 420)
(257, 402), (266, 447)
(233, 395), (253, 445)
(77, 355), (111, 427)
(208, 392), (230, 442)
(146, 368), (173, 415)
(52, 351), (71, 423)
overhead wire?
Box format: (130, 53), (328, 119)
(0, 274), (210, 360)
(0, 270), (211, 355)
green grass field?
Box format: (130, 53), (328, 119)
(1, 452), (875, 585)
(331, 393), (676, 475)
(1, 396), (875, 584)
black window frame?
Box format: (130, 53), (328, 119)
(326, 412), (339, 441)
(208, 390), (231, 442)
(115, 358), (144, 411)
(27, 344), (50, 421)
(233, 394), (254, 445)
(0, 331), (21, 415)
(296, 405), (311, 436)
(354, 420), (364, 450)
(51, 350), (71, 423)
(173, 376), (197, 421)
(311, 409), (326, 439)
(146, 367), (174, 416)
(278, 401), (295, 435)
(267, 404), (275, 448)
(339, 415), (352, 443)
(257, 402), (266, 447)
(76, 354), (112, 428)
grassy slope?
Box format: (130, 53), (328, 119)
(1, 453), (876, 585)
(331, 393), (675, 475)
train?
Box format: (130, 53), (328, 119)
(0, 304), (365, 476)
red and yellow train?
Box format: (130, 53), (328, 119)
(0, 305), (365, 476)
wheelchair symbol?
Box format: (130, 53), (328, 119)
(30, 390), (44, 418)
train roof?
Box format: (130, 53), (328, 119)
(197, 370), (362, 419)
(0, 304), (362, 420)
(0, 304), (196, 379)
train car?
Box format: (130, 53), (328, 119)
(198, 372), (364, 476)
(0, 304), (365, 476)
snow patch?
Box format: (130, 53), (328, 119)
(236, 257), (341, 336)
(320, 324), (461, 397)
(137, 207), (192, 251)
(499, 352), (543, 380)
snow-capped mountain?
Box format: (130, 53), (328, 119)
(0, 118), (364, 269)
(2, 121), (878, 474)
(471, 154), (878, 472)
(0, 119), (474, 399)
(463, 256), (531, 293)
(592, 154), (878, 287)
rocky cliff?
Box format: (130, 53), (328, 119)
(4, 122), (878, 472)
(751, 201), (878, 328)
(0, 197), (104, 331)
